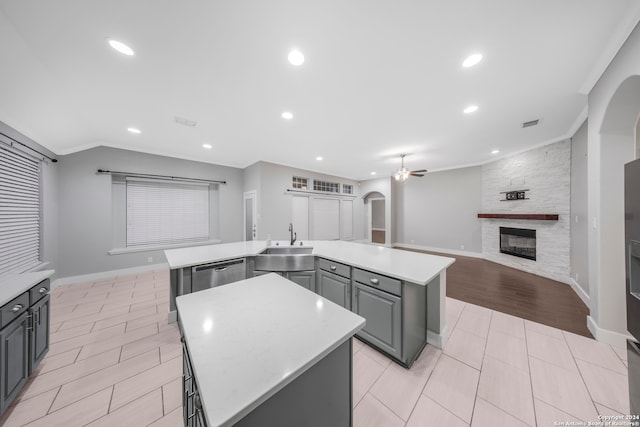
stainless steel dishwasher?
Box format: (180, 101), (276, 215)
(192, 258), (246, 292)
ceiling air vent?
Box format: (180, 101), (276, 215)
(522, 119), (540, 128)
(174, 116), (197, 127)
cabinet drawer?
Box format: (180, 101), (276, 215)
(0, 293), (29, 329)
(353, 269), (401, 297)
(29, 279), (50, 305)
(318, 258), (351, 278)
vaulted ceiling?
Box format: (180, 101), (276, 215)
(0, 1), (638, 179)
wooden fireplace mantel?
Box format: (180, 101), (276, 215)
(477, 213), (559, 220)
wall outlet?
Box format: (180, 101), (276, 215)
(575, 272), (579, 282)
(460, 245), (465, 250)
(411, 239), (414, 244)
(147, 257), (153, 263)
(575, 215), (578, 223)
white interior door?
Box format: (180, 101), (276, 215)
(243, 191), (257, 241)
(340, 199), (353, 240)
(311, 198), (340, 240)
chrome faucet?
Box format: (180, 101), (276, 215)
(289, 223), (297, 246)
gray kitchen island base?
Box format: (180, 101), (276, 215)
(234, 340), (352, 427)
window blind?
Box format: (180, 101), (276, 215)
(0, 145), (40, 276)
(126, 179), (210, 247)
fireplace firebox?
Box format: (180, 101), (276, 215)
(500, 227), (536, 261)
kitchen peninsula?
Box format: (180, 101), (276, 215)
(165, 241), (455, 355)
(176, 274), (365, 426)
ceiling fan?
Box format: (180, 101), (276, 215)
(394, 154), (427, 182)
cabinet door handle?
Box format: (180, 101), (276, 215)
(39, 287), (48, 294)
(369, 278), (379, 285)
(330, 265), (337, 271)
(214, 267), (228, 272)
(11, 304), (23, 312)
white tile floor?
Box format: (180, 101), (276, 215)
(0, 268), (630, 426)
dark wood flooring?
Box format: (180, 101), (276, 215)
(396, 247), (593, 338)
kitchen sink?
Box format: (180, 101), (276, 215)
(254, 247), (315, 271)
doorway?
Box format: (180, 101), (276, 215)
(369, 198), (385, 244)
(244, 191), (257, 241)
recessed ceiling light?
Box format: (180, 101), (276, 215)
(108, 39), (135, 56)
(127, 127), (141, 134)
(370, 172), (377, 175)
(316, 156), (323, 161)
(462, 53), (482, 68)
(288, 50), (304, 66)
(463, 105), (479, 114)
(282, 112), (293, 120)
(491, 149), (500, 154)
(203, 144), (212, 149)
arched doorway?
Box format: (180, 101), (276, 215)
(363, 191), (386, 244)
(589, 75), (640, 343)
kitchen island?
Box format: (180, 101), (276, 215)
(166, 240), (454, 360)
(176, 273), (365, 427)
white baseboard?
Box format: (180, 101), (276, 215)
(52, 263), (169, 289)
(392, 242), (484, 259)
(568, 278), (590, 306)
(426, 326), (448, 349)
(587, 315), (632, 347)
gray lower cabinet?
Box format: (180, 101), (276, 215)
(0, 278), (51, 416)
(0, 312), (29, 413)
(316, 258), (351, 309)
(286, 271), (315, 292)
(252, 270), (316, 292)
(317, 270), (350, 309)
(352, 282), (401, 358)
(182, 337), (207, 427)
(29, 294), (50, 374)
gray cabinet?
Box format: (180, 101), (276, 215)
(352, 282), (401, 358)
(0, 312), (29, 413)
(0, 278), (51, 415)
(286, 271), (315, 292)
(182, 336), (207, 427)
(29, 294), (50, 374)
(317, 259), (351, 309)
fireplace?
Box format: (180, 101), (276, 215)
(500, 227), (536, 261)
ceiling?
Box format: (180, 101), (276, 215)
(0, 1), (638, 180)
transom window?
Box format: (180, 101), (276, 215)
(292, 176), (308, 190)
(313, 180), (340, 193)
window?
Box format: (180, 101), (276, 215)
(125, 179), (211, 247)
(292, 176), (308, 190)
(343, 184), (353, 194)
(0, 144), (41, 275)
(313, 179), (340, 193)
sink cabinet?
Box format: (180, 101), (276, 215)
(316, 259), (351, 309)
(251, 270), (316, 292)
(286, 271), (315, 292)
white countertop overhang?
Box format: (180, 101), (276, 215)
(176, 273), (365, 427)
(0, 270), (55, 307)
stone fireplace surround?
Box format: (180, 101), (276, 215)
(480, 140), (571, 283)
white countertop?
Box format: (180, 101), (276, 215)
(166, 240), (454, 285)
(176, 273), (365, 427)
(0, 270), (55, 307)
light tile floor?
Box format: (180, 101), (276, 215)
(0, 268), (630, 426)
